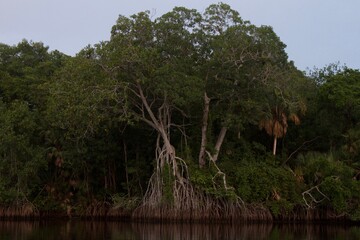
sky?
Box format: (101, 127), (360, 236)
(0, 0), (359, 71)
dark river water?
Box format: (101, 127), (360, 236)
(0, 220), (359, 240)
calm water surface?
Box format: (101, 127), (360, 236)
(0, 220), (359, 240)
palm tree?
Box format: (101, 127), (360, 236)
(259, 105), (301, 155)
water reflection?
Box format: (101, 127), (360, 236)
(0, 220), (358, 240)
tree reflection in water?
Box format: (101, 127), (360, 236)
(0, 221), (359, 240)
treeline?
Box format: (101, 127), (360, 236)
(0, 3), (359, 221)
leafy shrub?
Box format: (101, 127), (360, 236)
(297, 152), (360, 217)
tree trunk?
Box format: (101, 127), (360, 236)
(123, 141), (130, 196)
(212, 127), (228, 162)
(133, 82), (198, 219)
(199, 92), (210, 168)
(273, 136), (277, 156)
(137, 82), (177, 173)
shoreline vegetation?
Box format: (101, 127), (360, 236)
(0, 203), (355, 223)
(0, 3), (359, 223)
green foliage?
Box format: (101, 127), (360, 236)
(299, 153), (353, 185)
(190, 165), (215, 193)
(189, 162), (238, 200)
(225, 160), (302, 216)
(321, 177), (350, 213)
(320, 69), (360, 111)
(0, 40), (68, 108)
(161, 163), (175, 204)
(306, 67), (360, 152)
(342, 126), (360, 160)
(111, 194), (140, 210)
(267, 199), (294, 217)
(0, 100), (45, 204)
(0, 3), (359, 222)
(296, 152), (360, 217)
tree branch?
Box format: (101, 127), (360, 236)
(283, 136), (321, 165)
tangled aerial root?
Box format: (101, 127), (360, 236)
(132, 142), (250, 221)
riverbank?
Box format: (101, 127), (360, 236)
(0, 203), (356, 224)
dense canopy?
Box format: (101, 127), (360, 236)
(0, 3), (359, 221)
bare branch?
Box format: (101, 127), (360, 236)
(205, 151), (233, 191)
(283, 136), (321, 165)
(302, 185), (329, 209)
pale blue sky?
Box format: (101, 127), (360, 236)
(0, 0), (359, 71)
